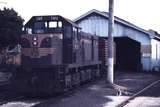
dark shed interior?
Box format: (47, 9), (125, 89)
(114, 37), (141, 71)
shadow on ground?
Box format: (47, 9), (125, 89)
(33, 80), (115, 107)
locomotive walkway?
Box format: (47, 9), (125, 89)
(33, 71), (160, 107)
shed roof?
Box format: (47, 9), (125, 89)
(74, 9), (149, 35)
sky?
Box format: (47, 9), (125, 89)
(0, 0), (160, 33)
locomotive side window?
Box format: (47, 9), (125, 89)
(63, 25), (72, 38)
(21, 38), (30, 48)
(73, 27), (78, 38)
(40, 37), (52, 47)
(49, 21), (57, 28)
(26, 28), (32, 34)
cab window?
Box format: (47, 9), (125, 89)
(34, 22), (46, 33)
(49, 21), (57, 28)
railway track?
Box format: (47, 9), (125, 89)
(117, 79), (160, 107)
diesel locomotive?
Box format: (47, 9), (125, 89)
(15, 15), (102, 95)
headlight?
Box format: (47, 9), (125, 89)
(33, 37), (37, 41)
(33, 42), (37, 46)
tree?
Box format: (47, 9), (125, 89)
(0, 8), (24, 51)
(0, 8), (24, 64)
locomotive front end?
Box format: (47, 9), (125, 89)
(21, 16), (63, 68)
(17, 16), (66, 95)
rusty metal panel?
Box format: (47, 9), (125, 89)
(98, 38), (106, 65)
(141, 45), (151, 55)
(93, 36), (99, 62)
(98, 37), (116, 65)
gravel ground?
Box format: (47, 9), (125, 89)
(1, 71), (159, 107)
(0, 101), (38, 107)
(33, 80), (128, 107)
(124, 97), (160, 107)
(124, 79), (160, 107)
(0, 98), (42, 107)
(114, 72), (159, 93)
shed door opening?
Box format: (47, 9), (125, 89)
(115, 37), (141, 71)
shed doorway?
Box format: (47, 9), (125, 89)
(114, 37), (141, 71)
